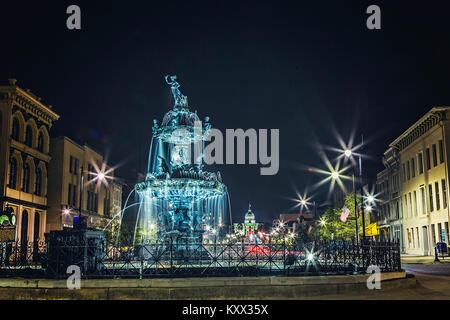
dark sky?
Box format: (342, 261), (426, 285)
(2, 0), (450, 223)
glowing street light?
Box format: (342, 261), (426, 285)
(331, 171), (340, 180)
(344, 149), (353, 158)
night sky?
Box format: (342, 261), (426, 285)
(2, 0), (450, 223)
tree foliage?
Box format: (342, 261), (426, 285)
(318, 193), (363, 241)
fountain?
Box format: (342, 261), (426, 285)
(128, 75), (230, 247)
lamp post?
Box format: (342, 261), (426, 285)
(78, 166), (84, 217)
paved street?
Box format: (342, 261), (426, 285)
(403, 263), (450, 276)
(304, 262), (450, 300)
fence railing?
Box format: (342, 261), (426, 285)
(0, 238), (401, 279)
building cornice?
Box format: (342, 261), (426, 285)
(389, 107), (450, 152)
(0, 85), (60, 126)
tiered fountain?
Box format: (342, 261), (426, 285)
(133, 75), (230, 245)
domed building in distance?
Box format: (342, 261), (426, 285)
(233, 204), (263, 237)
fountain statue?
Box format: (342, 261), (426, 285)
(131, 75), (230, 245)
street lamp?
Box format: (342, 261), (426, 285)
(331, 171), (340, 180)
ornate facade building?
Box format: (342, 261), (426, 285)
(47, 136), (120, 231)
(390, 107), (450, 255)
(0, 79), (59, 243)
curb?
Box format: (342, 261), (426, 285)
(0, 271), (413, 300)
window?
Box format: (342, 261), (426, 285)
(438, 223), (443, 242)
(439, 140), (444, 163)
(436, 182), (441, 211)
(429, 184), (434, 212)
(25, 125), (33, 147)
(8, 157), (17, 189)
(409, 193), (412, 217)
(420, 186), (427, 215)
(69, 156), (79, 174)
(432, 144), (438, 167)
(11, 118), (19, 140)
(414, 191), (418, 216)
(402, 163), (406, 182)
(407, 161), (410, 180)
(104, 196), (110, 216)
(35, 168), (42, 196)
(87, 191), (98, 212)
(412, 229), (415, 248)
(22, 163), (30, 193)
(37, 132), (44, 152)
(411, 158), (415, 178)
(418, 153), (424, 174)
(426, 148), (431, 170)
(443, 180), (448, 209)
(68, 184), (77, 206)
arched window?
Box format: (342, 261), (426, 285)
(35, 167), (42, 196)
(25, 125), (33, 147)
(11, 118), (19, 140)
(37, 132), (44, 152)
(22, 163), (30, 193)
(8, 157), (17, 189)
(20, 210), (28, 245)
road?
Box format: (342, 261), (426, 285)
(302, 263), (450, 299)
(403, 263), (450, 276)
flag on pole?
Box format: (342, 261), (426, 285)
(307, 225), (313, 235)
(340, 206), (351, 222)
(357, 206), (360, 219)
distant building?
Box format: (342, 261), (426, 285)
(0, 79), (59, 243)
(375, 147), (404, 251)
(279, 212), (314, 234)
(233, 204), (262, 236)
(47, 136), (121, 231)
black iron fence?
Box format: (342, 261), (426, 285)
(0, 238), (401, 279)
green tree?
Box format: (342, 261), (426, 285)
(318, 193), (363, 241)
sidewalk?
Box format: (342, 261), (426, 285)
(401, 254), (450, 264)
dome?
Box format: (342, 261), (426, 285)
(160, 107), (200, 128)
(244, 204), (256, 223)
